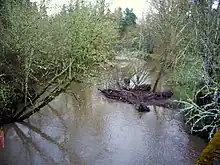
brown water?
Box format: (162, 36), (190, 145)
(0, 58), (206, 165)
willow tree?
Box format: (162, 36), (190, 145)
(177, 0), (220, 138)
(145, 0), (220, 138)
(145, 0), (190, 92)
(0, 0), (118, 124)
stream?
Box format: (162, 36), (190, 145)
(0, 57), (207, 165)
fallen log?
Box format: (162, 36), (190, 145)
(98, 87), (175, 110)
(98, 88), (138, 104)
(133, 84), (151, 92)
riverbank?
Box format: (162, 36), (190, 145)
(0, 57), (207, 165)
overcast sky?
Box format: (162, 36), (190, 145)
(108, 0), (149, 18)
(31, 0), (150, 19)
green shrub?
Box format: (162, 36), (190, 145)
(0, 0), (118, 122)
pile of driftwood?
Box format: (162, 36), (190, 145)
(98, 79), (175, 112)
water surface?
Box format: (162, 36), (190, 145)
(0, 58), (206, 165)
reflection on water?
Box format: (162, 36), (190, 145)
(0, 58), (206, 165)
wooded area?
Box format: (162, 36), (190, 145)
(0, 0), (220, 146)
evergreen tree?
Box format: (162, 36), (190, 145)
(119, 8), (137, 36)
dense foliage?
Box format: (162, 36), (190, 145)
(115, 0), (220, 139)
(138, 0), (220, 139)
(1, 0), (220, 141)
(0, 0), (118, 123)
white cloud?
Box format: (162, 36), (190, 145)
(108, 0), (149, 18)
(31, 0), (150, 19)
(212, 0), (219, 9)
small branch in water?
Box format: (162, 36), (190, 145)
(17, 77), (75, 121)
(116, 81), (122, 89)
(152, 63), (165, 92)
(14, 62), (78, 119)
(152, 51), (168, 92)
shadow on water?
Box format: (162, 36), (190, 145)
(0, 58), (207, 165)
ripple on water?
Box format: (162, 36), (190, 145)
(0, 59), (207, 165)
